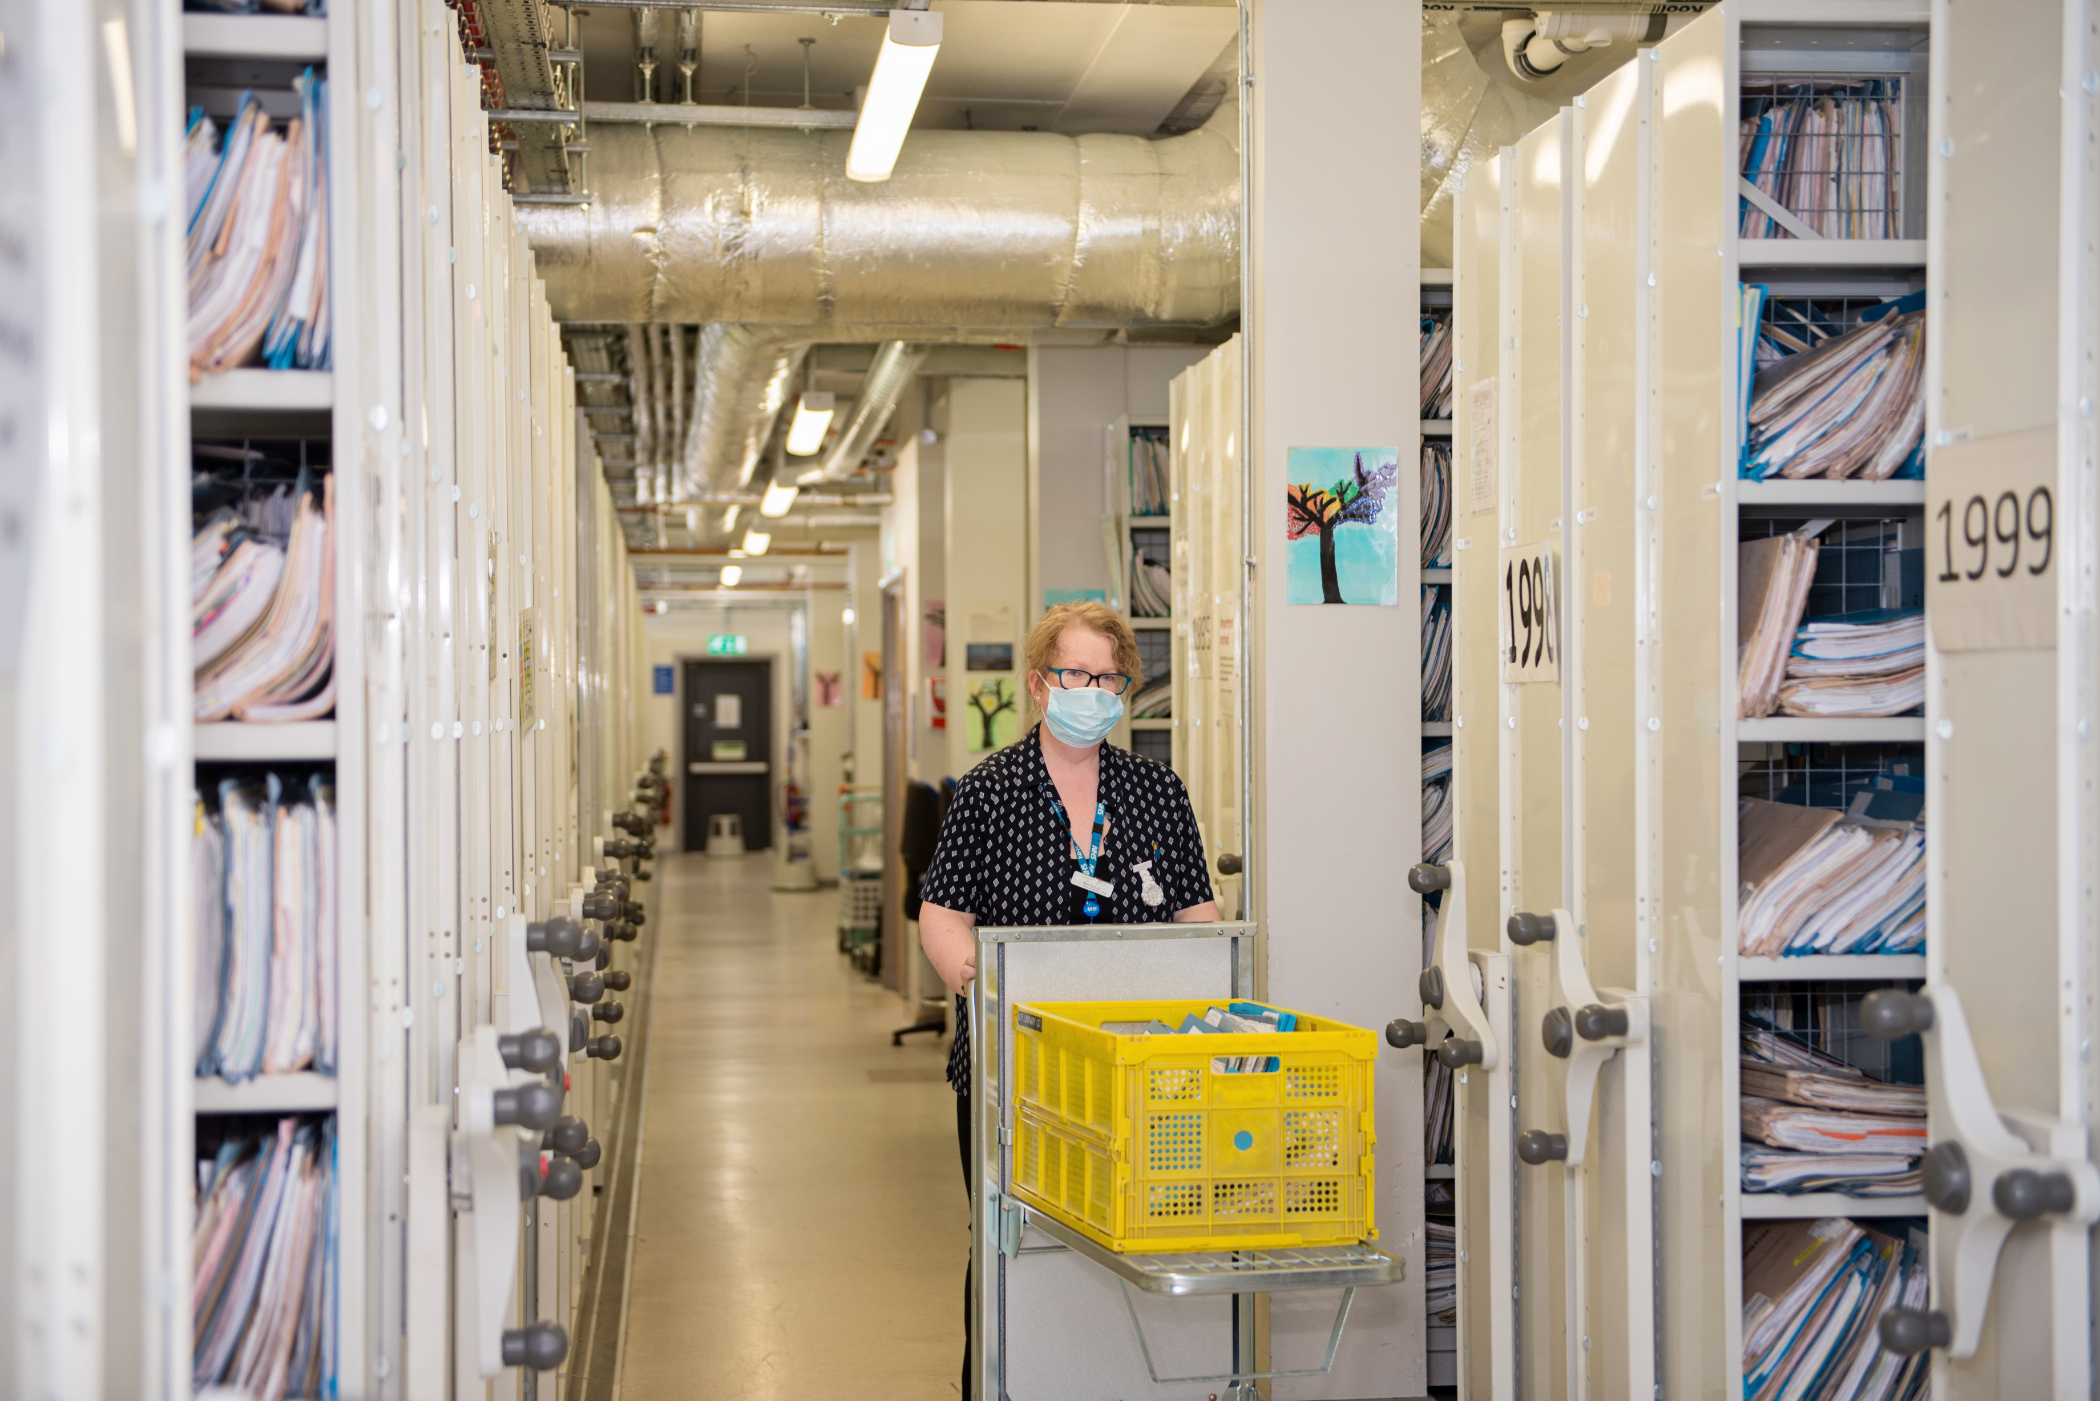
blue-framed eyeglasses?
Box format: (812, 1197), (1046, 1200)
(1042, 667), (1133, 696)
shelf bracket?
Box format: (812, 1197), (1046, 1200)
(1117, 1278), (1357, 1387)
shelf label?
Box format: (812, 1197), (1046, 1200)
(1927, 426), (2056, 652)
(1498, 541), (1560, 683)
(1468, 377), (1498, 515)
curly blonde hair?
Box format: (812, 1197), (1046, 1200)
(1022, 603), (1144, 724)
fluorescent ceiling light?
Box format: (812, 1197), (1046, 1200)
(759, 480), (800, 518)
(720, 565), (743, 588)
(847, 10), (941, 184)
(784, 392), (836, 456)
(742, 528), (772, 556)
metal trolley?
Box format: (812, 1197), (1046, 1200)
(836, 786), (884, 970)
(969, 921), (1404, 1399)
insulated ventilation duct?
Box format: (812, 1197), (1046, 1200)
(517, 98), (1239, 500)
(804, 341), (927, 484)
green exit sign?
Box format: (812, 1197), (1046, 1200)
(708, 634), (748, 656)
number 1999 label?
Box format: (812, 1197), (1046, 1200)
(1927, 426), (2056, 653)
(1498, 542), (1561, 683)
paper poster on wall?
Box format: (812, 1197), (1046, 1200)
(965, 642), (1013, 671)
(815, 670), (842, 707)
(1285, 447), (1400, 606)
(965, 677), (1019, 751)
(1043, 588), (1109, 610)
(652, 664), (674, 695)
(861, 651), (882, 700)
(1468, 377), (1498, 514)
(929, 675), (948, 730)
(714, 694), (743, 729)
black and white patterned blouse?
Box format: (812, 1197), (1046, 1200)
(919, 725), (1215, 1095)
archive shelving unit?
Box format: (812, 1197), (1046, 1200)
(1717, 5), (1937, 1388)
(173, 8), (371, 1397)
(1104, 413), (1175, 764)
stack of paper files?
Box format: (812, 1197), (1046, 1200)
(1420, 314), (1453, 418)
(196, 773), (338, 1082)
(1422, 586), (1452, 721)
(1108, 1002), (1301, 1074)
(1741, 299), (1925, 481)
(1421, 442), (1452, 567)
(1739, 797), (1925, 956)
(1424, 1054), (1454, 1166)
(193, 476), (335, 722)
(1422, 743), (1453, 865)
(1779, 609), (1924, 718)
(1738, 78), (1902, 239)
(192, 1116), (338, 1399)
(185, 78), (331, 377)
(1129, 429), (1170, 518)
(1424, 1218), (1457, 1325)
(1128, 677), (1171, 720)
(1741, 1218), (1929, 1401)
(1737, 532), (1819, 718)
(1740, 1021), (1925, 1196)
(1129, 549), (1172, 617)
(1742, 1146), (1921, 1198)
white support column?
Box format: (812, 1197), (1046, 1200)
(1248, 1), (1423, 1393)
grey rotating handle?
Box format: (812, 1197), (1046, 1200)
(541, 1115), (590, 1157)
(1994, 1167), (2078, 1221)
(1216, 852), (1243, 876)
(1506, 911), (1554, 946)
(1418, 965), (1446, 1010)
(602, 839), (648, 858)
(579, 891), (620, 921)
(613, 812), (650, 836)
(1878, 1308), (1952, 1357)
(567, 974), (604, 1005)
(602, 970), (632, 992)
(526, 917), (582, 958)
(572, 1137), (602, 1170)
(607, 921), (638, 943)
(1386, 1019), (1429, 1050)
(1860, 988), (1934, 1039)
(497, 1030), (563, 1074)
(621, 901), (646, 924)
(1575, 1003), (1629, 1041)
(1517, 1130), (1567, 1165)
(573, 928), (603, 962)
(1437, 1038), (1483, 1069)
(491, 1082), (563, 1131)
(1408, 862), (1451, 895)
(1541, 1007), (1573, 1060)
(585, 1034), (623, 1060)
(501, 1323), (569, 1371)
(590, 1001), (625, 1024)
(1922, 1141), (1971, 1214)
(521, 1148), (583, 1201)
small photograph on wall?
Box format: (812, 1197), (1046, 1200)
(965, 677), (1019, 752)
(815, 670), (842, 707)
(1285, 446), (1400, 606)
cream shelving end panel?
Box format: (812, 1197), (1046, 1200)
(1167, 338), (1245, 917)
(1911, 0), (2100, 1390)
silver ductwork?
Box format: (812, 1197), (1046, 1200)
(681, 325), (809, 497)
(803, 341), (927, 484)
(516, 94), (1241, 328)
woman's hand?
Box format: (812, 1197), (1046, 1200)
(918, 902), (980, 995)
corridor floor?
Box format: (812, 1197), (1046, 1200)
(615, 853), (967, 1399)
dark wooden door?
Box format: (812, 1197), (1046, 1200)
(681, 658), (774, 852)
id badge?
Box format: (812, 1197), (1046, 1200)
(1071, 870), (1114, 898)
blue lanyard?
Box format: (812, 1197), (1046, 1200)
(1046, 789), (1108, 919)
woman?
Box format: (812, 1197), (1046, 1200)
(917, 601), (1220, 1392)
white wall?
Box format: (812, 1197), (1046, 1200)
(1032, 344), (1212, 607)
(805, 587), (850, 882)
(944, 377), (1031, 778)
(1249, 0), (1424, 1394)
(642, 605), (798, 853)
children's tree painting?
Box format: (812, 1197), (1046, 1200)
(1285, 447), (1400, 606)
(966, 677), (1018, 751)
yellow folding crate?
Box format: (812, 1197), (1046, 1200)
(1009, 999), (1377, 1254)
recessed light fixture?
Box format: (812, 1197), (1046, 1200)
(785, 392), (836, 455)
(720, 565), (743, 588)
(759, 479), (800, 518)
(741, 528), (771, 556)
(847, 10), (941, 183)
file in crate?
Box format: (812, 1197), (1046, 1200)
(1009, 999), (1377, 1253)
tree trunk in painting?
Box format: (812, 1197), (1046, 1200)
(1318, 525), (1344, 604)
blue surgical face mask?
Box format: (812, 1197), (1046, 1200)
(1042, 683), (1123, 747)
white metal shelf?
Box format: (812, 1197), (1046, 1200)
(1420, 268), (1453, 286)
(1128, 515), (1173, 529)
(1130, 616), (1172, 629)
(1423, 567), (1451, 583)
(1130, 718), (1172, 731)
(1020, 1206), (1404, 1297)
(181, 13), (329, 61)
(1740, 1192), (1926, 1220)
(1422, 722), (1453, 738)
(1737, 239), (1927, 270)
(190, 368), (334, 413)
(1737, 717), (1925, 744)
(194, 1071), (339, 1115)
(1739, 954), (1926, 982)
(194, 720), (338, 762)
(1736, 478), (1925, 511)
(1425, 1164), (1454, 1180)
(1420, 420), (1451, 437)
